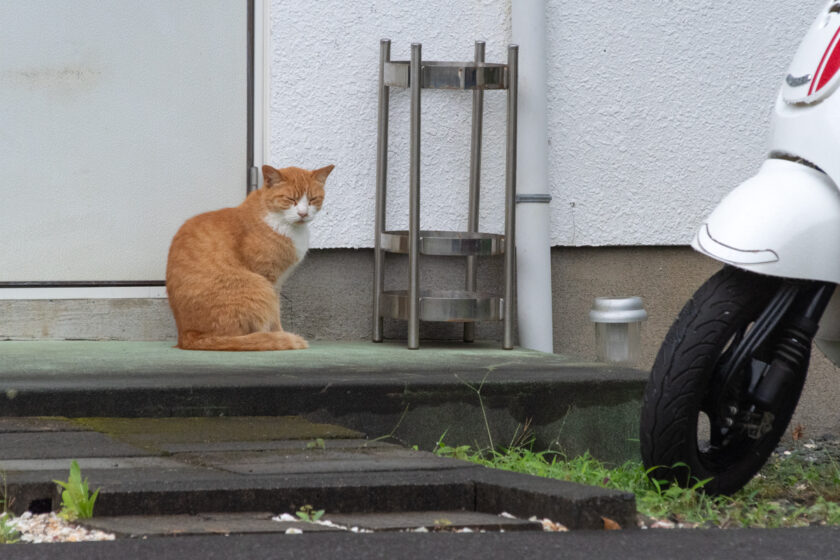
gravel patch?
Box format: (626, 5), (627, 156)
(775, 434), (840, 465)
(6, 512), (115, 543)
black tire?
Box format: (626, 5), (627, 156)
(640, 266), (808, 495)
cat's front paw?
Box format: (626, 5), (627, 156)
(284, 332), (309, 350)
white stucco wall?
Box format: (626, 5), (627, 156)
(269, 0), (824, 248)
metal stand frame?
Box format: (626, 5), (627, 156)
(373, 40), (518, 350)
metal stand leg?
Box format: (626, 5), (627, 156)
(464, 40), (485, 343)
(408, 43), (422, 349)
(503, 45), (518, 350)
(373, 39), (391, 343)
(373, 40), (515, 350)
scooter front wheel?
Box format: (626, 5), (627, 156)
(640, 266), (808, 495)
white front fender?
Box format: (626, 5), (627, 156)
(692, 159), (840, 284)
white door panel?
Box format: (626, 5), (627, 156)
(0, 1), (247, 281)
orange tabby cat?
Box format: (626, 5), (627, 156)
(166, 164), (334, 351)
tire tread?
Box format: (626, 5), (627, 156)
(640, 266), (798, 495)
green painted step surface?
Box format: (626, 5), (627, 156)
(0, 340), (603, 377)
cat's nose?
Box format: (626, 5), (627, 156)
(297, 209), (308, 218)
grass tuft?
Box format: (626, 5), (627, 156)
(0, 513), (19, 545)
(53, 461), (100, 521)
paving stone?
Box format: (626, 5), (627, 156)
(0, 420), (638, 531)
(0, 417), (86, 433)
(78, 416), (364, 445)
(114, 511), (540, 535)
(80, 510), (542, 537)
(324, 511), (542, 532)
(0, 431), (151, 460)
(473, 467), (637, 531)
(5, 465), (237, 486)
(0, 457), (186, 472)
(71, 417), (363, 451)
(173, 447), (472, 475)
(4, 466), (241, 516)
(88, 469), (481, 517)
(159, 438), (388, 454)
(81, 512), (339, 537)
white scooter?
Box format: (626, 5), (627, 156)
(641, 0), (840, 495)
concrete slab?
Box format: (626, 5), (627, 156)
(4, 466), (245, 516)
(0, 431), (151, 460)
(5, 466), (239, 488)
(159, 438), (387, 454)
(85, 469), (482, 518)
(80, 510), (540, 537)
(174, 446), (475, 475)
(473, 467), (636, 531)
(0, 417), (85, 432)
(324, 511), (542, 532)
(0, 457), (187, 472)
(0, 343), (645, 534)
(8, 463), (635, 530)
(70, 417), (363, 451)
(81, 512), (340, 537)
(0, 341), (646, 462)
(0, 340), (607, 380)
(0, 411), (637, 530)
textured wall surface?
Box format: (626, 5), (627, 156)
(269, 0), (824, 248)
(269, 0), (511, 249)
(544, 0), (823, 246)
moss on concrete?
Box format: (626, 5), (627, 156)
(72, 417), (363, 453)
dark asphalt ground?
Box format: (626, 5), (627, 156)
(4, 527), (840, 560)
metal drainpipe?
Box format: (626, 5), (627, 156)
(511, 0), (554, 353)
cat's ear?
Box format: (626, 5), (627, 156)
(262, 165), (287, 188)
(311, 164), (335, 185)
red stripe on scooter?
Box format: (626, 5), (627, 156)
(810, 25), (840, 95)
(817, 39), (840, 92)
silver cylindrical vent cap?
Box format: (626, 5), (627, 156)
(589, 297), (648, 324)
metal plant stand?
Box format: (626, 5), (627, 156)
(372, 39), (518, 350)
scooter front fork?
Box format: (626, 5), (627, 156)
(750, 282), (835, 411)
(710, 280), (834, 443)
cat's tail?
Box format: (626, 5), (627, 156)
(177, 331), (308, 351)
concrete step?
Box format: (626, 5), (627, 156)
(0, 340), (648, 463)
(1, 417), (637, 531)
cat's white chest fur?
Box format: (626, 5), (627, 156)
(264, 215), (309, 259)
(263, 212), (309, 285)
